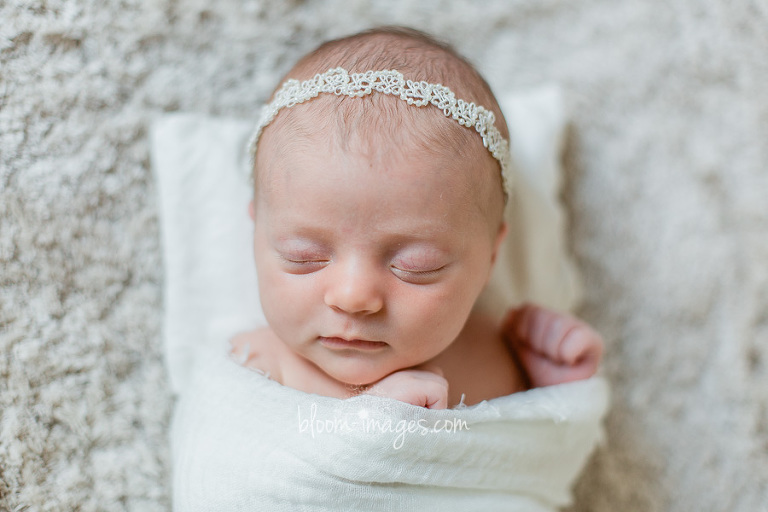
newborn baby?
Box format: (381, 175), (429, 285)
(230, 26), (603, 409)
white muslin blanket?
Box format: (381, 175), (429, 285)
(152, 86), (609, 511)
(172, 341), (609, 511)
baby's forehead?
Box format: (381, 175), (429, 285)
(260, 93), (488, 168)
(255, 96), (502, 224)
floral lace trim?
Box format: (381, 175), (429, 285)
(247, 67), (512, 195)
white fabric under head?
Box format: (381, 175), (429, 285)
(247, 67), (513, 195)
(151, 85), (578, 396)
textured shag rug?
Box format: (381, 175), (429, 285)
(1, 1), (766, 510)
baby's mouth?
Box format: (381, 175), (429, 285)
(318, 336), (388, 350)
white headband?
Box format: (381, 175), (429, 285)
(247, 67), (512, 195)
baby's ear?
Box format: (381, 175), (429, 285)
(248, 200), (256, 221)
(491, 222), (508, 266)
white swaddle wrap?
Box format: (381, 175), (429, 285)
(152, 86), (609, 511)
(172, 341), (608, 511)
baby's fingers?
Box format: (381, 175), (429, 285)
(515, 344), (597, 387)
(366, 369), (449, 410)
(506, 304), (599, 364)
(559, 325), (603, 367)
(418, 379), (449, 409)
(403, 366), (448, 409)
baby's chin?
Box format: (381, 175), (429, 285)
(328, 367), (391, 388)
(314, 357), (401, 388)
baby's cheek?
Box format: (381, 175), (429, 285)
(266, 276), (300, 308)
(256, 269), (296, 323)
(395, 288), (468, 352)
(438, 280), (485, 337)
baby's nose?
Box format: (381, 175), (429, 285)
(323, 259), (384, 315)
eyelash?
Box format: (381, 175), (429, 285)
(278, 255), (446, 282)
(279, 255), (329, 270)
(390, 265), (446, 282)
(283, 257), (327, 264)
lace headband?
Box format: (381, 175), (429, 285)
(247, 67), (512, 195)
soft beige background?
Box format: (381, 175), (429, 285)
(1, 1), (766, 510)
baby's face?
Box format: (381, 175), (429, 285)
(251, 123), (504, 386)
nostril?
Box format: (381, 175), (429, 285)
(324, 288), (383, 315)
(323, 263), (385, 315)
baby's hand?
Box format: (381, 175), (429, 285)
(362, 365), (449, 410)
(503, 303), (603, 388)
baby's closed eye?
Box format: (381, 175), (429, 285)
(390, 249), (449, 283)
(278, 254), (329, 273)
(275, 242), (331, 273)
(389, 264), (447, 284)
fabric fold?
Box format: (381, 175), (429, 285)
(172, 341), (608, 512)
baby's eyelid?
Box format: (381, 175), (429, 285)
(390, 265), (447, 285)
(390, 264), (447, 276)
(277, 252), (329, 264)
(282, 256), (329, 264)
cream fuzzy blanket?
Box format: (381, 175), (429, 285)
(1, 1), (766, 511)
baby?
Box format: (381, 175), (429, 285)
(230, 26), (603, 409)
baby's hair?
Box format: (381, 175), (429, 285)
(287, 26), (508, 138)
(254, 26), (510, 220)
